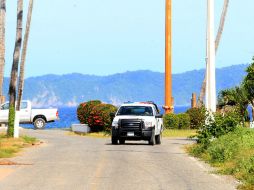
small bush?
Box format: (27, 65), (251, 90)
(87, 104), (117, 132)
(178, 113), (191, 129)
(186, 107), (206, 129)
(77, 100), (117, 132)
(163, 113), (179, 129)
(164, 113), (191, 129)
(196, 110), (241, 144)
(77, 100), (101, 124)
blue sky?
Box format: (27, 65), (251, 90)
(5, 0), (254, 77)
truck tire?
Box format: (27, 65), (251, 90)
(149, 130), (155, 146)
(34, 118), (46, 130)
(155, 133), (161, 145)
(112, 136), (118, 145)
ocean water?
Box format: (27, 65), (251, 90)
(21, 106), (190, 129)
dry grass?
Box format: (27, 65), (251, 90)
(68, 130), (197, 139)
(0, 133), (38, 158)
(163, 129), (197, 138)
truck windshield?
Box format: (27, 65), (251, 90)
(117, 106), (153, 116)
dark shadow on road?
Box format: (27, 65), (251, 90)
(105, 142), (150, 146)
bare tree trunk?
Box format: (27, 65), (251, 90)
(0, 0), (6, 104)
(17, 0), (34, 111)
(197, 0), (229, 107)
(7, 0), (23, 137)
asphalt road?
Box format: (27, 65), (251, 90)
(0, 129), (237, 190)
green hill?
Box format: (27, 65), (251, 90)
(2, 64), (248, 107)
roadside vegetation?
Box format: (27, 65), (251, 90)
(77, 100), (117, 132)
(68, 131), (110, 138)
(162, 129), (196, 138)
(163, 107), (206, 130)
(0, 133), (38, 158)
(162, 106), (205, 138)
(188, 127), (254, 190)
(187, 58), (254, 190)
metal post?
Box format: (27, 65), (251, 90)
(164, 0), (174, 114)
(206, 0), (216, 112)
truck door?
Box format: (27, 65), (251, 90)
(19, 102), (30, 122)
(153, 106), (160, 135)
(0, 103), (9, 123)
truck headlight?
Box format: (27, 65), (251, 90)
(145, 121), (153, 127)
(112, 121), (119, 128)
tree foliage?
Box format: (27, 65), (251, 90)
(218, 85), (249, 125)
(186, 107), (206, 129)
(243, 57), (254, 106)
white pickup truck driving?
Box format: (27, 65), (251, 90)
(0, 100), (59, 129)
(111, 101), (163, 145)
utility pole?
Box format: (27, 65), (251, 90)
(206, 0), (216, 112)
(164, 0), (174, 114)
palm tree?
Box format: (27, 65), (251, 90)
(7, 0), (23, 137)
(218, 86), (249, 127)
(218, 88), (237, 108)
(197, 0), (230, 107)
(17, 0), (34, 111)
(0, 0), (6, 104)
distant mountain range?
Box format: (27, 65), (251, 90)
(2, 64), (248, 107)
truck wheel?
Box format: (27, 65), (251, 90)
(155, 133), (161, 145)
(119, 139), (125, 144)
(149, 131), (155, 146)
(34, 118), (46, 130)
(112, 136), (118, 145)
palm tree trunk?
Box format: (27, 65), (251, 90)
(7, 0), (23, 137)
(17, 0), (34, 111)
(0, 0), (6, 104)
(197, 0), (229, 107)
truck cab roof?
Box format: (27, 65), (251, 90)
(120, 102), (160, 114)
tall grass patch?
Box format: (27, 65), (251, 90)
(188, 127), (254, 189)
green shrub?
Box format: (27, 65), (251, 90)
(178, 113), (191, 129)
(196, 111), (241, 144)
(87, 104), (117, 132)
(77, 100), (101, 124)
(186, 107), (206, 129)
(164, 113), (191, 129)
(163, 113), (179, 129)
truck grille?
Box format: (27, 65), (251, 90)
(120, 119), (144, 129)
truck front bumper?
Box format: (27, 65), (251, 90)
(112, 127), (154, 141)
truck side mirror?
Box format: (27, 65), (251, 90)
(155, 114), (163, 118)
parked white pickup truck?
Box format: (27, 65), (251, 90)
(0, 100), (59, 129)
(111, 101), (163, 145)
